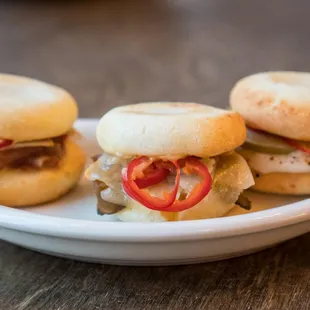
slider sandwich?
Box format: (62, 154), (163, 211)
(85, 102), (254, 222)
(0, 74), (86, 207)
(231, 71), (310, 194)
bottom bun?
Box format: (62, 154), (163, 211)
(252, 172), (310, 195)
(0, 139), (86, 207)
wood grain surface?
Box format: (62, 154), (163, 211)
(0, 0), (310, 309)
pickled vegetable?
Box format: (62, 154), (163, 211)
(243, 128), (295, 154)
(212, 152), (254, 211)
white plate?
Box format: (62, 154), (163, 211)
(0, 119), (309, 266)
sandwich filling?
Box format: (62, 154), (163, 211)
(240, 128), (310, 175)
(0, 130), (77, 170)
(85, 151), (254, 219)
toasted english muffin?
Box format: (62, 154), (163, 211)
(96, 102), (246, 158)
(0, 73), (78, 142)
(230, 71), (310, 141)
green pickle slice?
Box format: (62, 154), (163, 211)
(243, 128), (295, 154)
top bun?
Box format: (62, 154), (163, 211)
(96, 102), (246, 158)
(230, 71), (310, 140)
(0, 73), (78, 141)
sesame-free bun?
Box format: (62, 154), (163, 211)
(96, 102), (246, 158)
(0, 73), (78, 141)
(0, 138), (86, 207)
(252, 172), (310, 195)
(230, 71), (310, 141)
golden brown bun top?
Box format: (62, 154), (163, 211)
(96, 102), (246, 158)
(230, 71), (310, 140)
(0, 73), (78, 141)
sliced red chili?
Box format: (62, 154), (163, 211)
(0, 139), (13, 149)
(122, 156), (212, 212)
(163, 157), (212, 212)
(134, 162), (170, 189)
(284, 139), (310, 155)
(122, 157), (180, 210)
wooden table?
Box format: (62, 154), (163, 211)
(0, 1), (309, 309)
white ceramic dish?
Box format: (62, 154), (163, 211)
(0, 119), (309, 266)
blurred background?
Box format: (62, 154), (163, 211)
(1, 0), (309, 116)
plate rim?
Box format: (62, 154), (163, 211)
(0, 201), (309, 242)
(0, 118), (310, 243)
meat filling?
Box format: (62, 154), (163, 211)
(0, 136), (66, 170)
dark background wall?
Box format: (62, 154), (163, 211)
(1, 0), (309, 117)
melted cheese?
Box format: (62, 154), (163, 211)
(118, 153), (254, 221)
(239, 148), (310, 174)
(86, 152), (254, 222)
